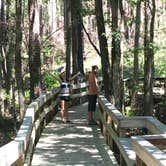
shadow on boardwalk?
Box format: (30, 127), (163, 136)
(31, 102), (117, 166)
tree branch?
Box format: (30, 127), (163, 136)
(82, 23), (101, 56)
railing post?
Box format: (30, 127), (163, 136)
(136, 156), (145, 166)
(13, 155), (24, 166)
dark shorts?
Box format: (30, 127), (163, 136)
(88, 95), (97, 112)
(60, 96), (70, 102)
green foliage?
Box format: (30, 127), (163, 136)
(6, 131), (15, 138)
(125, 106), (137, 116)
(127, 17), (134, 27)
(25, 90), (30, 99)
(81, 6), (94, 17)
(154, 49), (166, 77)
(128, 0), (142, 6)
(148, 42), (159, 53)
(43, 71), (60, 90)
(82, 0), (95, 17)
(124, 46), (144, 78)
(112, 30), (122, 42)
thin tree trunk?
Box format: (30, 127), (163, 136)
(0, 0), (5, 116)
(95, 0), (112, 99)
(64, 0), (71, 80)
(28, 0), (42, 100)
(143, 0), (156, 116)
(15, 0), (25, 120)
(111, 0), (123, 111)
(70, 0), (83, 77)
(131, 0), (141, 111)
(77, 12), (84, 75)
(71, 0), (78, 75)
(2, 0), (12, 113)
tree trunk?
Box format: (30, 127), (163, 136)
(28, 0), (42, 101)
(2, 0), (12, 113)
(143, 0), (156, 116)
(131, 0), (141, 111)
(15, 0), (25, 120)
(111, 0), (123, 111)
(70, 0), (84, 77)
(0, 0), (6, 116)
(77, 13), (84, 75)
(64, 0), (71, 80)
(71, 0), (78, 75)
(95, 0), (112, 99)
(48, 0), (56, 35)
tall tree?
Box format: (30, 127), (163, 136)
(0, 0), (6, 115)
(28, 0), (42, 100)
(1, 0), (13, 113)
(143, 0), (156, 116)
(111, 0), (123, 111)
(71, 0), (78, 75)
(131, 0), (141, 110)
(77, 0), (84, 75)
(95, 0), (111, 99)
(15, 0), (25, 119)
(48, 0), (56, 35)
(64, 0), (71, 80)
(70, 0), (84, 77)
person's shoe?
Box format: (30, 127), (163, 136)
(62, 119), (71, 123)
(88, 120), (97, 125)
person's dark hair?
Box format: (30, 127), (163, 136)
(92, 65), (98, 71)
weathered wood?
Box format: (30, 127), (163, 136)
(136, 155), (145, 166)
(0, 88), (60, 166)
(131, 135), (166, 166)
(98, 95), (166, 166)
(98, 109), (136, 166)
(145, 117), (166, 134)
(98, 95), (124, 126)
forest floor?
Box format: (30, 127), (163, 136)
(0, 116), (19, 147)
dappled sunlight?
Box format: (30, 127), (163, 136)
(31, 102), (109, 166)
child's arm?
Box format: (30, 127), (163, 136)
(69, 72), (80, 82)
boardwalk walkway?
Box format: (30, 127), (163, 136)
(31, 102), (117, 166)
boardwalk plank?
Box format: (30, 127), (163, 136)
(31, 103), (117, 166)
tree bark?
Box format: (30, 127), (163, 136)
(0, 0), (6, 116)
(64, 0), (71, 80)
(70, 0), (84, 77)
(95, 0), (112, 99)
(28, 0), (42, 101)
(71, 0), (78, 75)
(15, 0), (25, 120)
(143, 0), (156, 116)
(111, 0), (123, 111)
(131, 0), (141, 111)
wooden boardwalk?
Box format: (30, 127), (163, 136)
(31, 102), (117, 166)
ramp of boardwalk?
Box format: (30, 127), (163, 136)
(31, 102), (117, 166)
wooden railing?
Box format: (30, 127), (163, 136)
(98, 95), (166, 166)
(0, 77), (165, 166)
(0, 79), (94, 166)
(0, 88), (60, 166)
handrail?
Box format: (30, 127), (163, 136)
(0, 87), (60, 166)
(98, 95), (166, 166)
